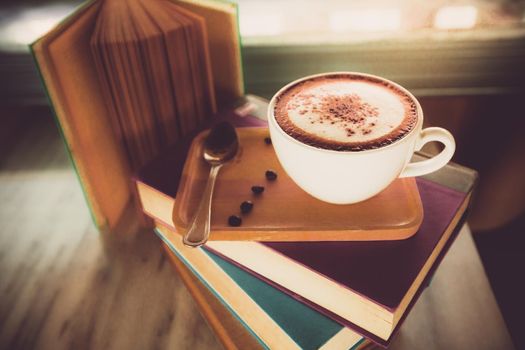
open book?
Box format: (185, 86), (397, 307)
(31, 0), (243, 231)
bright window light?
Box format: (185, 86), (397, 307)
(0, 5), (74, 51)
(434, 6), (478, 30)
(2, 18), (58, 45)
(240, 13), (284, 36)
(330, 9), (401, 33)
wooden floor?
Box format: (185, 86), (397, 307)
(0, 107), (221, 350)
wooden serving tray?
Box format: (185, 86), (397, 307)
(172, 127), (423, 241)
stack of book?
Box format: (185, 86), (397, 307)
(136, 110), (476, 349)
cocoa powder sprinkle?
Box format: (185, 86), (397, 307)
(294, 93), (379, 137)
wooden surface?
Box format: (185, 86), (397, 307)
(172, 127), (423, 241)
(0, 114), (222, 350)
(0, 111), (514, 349)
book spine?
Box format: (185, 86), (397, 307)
(163, 245), (259, 350)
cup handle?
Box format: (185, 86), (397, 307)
(399, 127), (456, 178)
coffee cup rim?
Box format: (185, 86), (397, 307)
(268, 71), (423, 154)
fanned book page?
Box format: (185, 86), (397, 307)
(32, 0), (241, 229)
(90, 0), (216, 170)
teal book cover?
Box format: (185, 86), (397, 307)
(155, 228), (365, 350)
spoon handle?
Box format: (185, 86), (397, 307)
(183, 164), (222, 247)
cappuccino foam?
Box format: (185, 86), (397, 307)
(274, 74), (418, 151)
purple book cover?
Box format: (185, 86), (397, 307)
(263, 179), (465, 311)
(206, 180), (469, 347)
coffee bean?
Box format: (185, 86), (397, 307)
(228, 215), (242, 227)
(240, 201), (253, 214)
(264, 137), (272, 145)
(265, 170), (277, 181)
(251, 185), (265, 194)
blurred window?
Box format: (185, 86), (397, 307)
(237, 0), (525, 45)
(1, 1), (524, 51)
(0, 0), (523, 98)
(236, 0), (525, 97)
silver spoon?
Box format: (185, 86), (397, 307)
(182, 122), (239, 247)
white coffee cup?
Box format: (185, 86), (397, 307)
(268, 72), (455, 204)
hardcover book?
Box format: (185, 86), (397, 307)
(31, 0), (243, 231)
(155, 225), (369, 350)
(205, 178), (472, 345)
